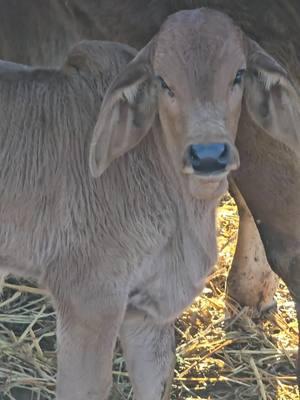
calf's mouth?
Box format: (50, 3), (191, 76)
(182, 141), (239, 200)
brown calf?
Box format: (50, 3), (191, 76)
(1, 9), (299, 399)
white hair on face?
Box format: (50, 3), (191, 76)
(258, 70), (285, 90)
(122, 84), (140, 104)
(117, 74), (149, 105)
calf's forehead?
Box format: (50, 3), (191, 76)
(153, 9), (245, 94)
(158, 9), (240, 40)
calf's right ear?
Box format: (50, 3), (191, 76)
(89, 43), (158, 177)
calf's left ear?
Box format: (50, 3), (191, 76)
(244, 39), (300, 152)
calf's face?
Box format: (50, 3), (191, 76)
(90, 9), (300, 200)
(152, 10), (244, 199)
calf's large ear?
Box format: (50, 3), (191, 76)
(89, 42), (158, 177)
(244, 39), (300, 152)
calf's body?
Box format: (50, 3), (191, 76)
(0, 38), (223, 399)
(1, 8), (299, 399)
(0, 0), (290, 315)
(0, 30), (225, 400)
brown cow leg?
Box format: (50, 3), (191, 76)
(227, 180), (278, 312)
(119, 312), (176, 400)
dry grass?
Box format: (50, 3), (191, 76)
(0, 194), (298, 399)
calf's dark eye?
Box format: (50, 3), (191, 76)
(233, 69), (246, 85)
(158, 76), (169, 89)
(157, 76), (175, 98)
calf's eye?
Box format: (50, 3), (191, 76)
(157, 76), (175, 98)
(233, 69), (246, 85)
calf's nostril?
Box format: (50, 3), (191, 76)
(217, 145), (229, 165)
(188, 143), (230, 174)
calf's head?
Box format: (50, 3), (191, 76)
(89, 9), (299, 200)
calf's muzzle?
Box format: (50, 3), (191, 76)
(187, 143), (230, 174)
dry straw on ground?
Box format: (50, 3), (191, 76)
(0, 194), (298, 399)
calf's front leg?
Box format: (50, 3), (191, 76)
(120, 312), (176, 400)
(55, 295), (125, 400)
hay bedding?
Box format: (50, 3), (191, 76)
(0, 195), (298, 399)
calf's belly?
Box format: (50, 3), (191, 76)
(0, 222), (63, 279)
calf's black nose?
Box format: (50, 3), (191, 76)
(188, 143), (229, 173)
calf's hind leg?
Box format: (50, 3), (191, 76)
(120, 312), (176, 400)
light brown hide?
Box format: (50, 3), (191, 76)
(227, 180), (278, 312)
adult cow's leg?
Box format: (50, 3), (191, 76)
(119, 312), (176, 400)
(227, 180), (278, 312)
